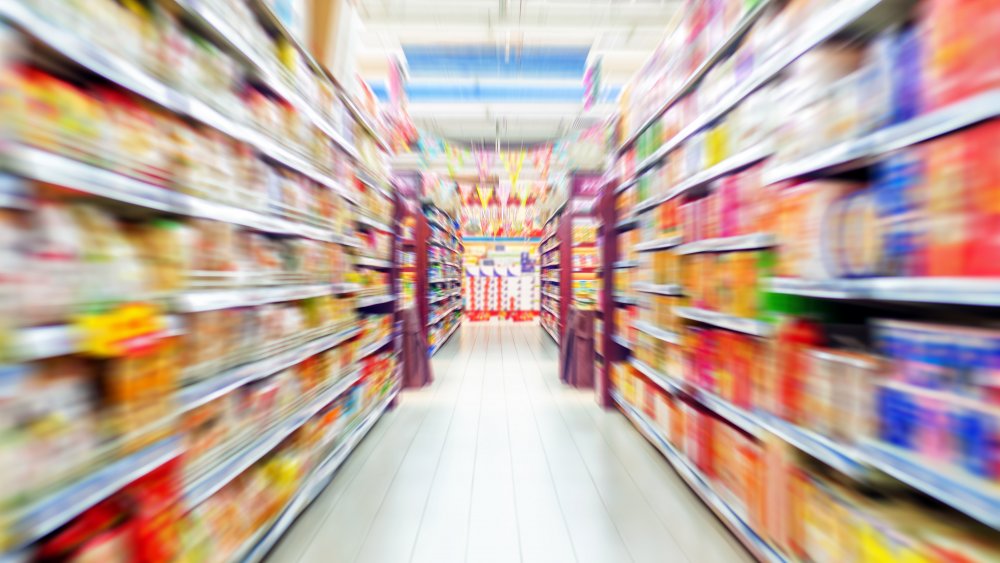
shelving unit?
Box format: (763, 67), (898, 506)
(607, 0), (1000, 557)
(539, 204), (567, 344)
(0, 1), (401, 559)
(415, 203), (464, 357)
(539, 174), (603, 355)
(611, 392), (786, 563)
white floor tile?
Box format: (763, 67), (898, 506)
(265, 321), (753, 563)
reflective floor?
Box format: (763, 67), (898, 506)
(267, 321), (752, 563)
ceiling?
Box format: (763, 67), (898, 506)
(353, 0), (677, 144)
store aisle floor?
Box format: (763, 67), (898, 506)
(266, 322), (752, 563)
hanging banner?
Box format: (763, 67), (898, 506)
(445, 143), (461, 177)
(497, 181), (511, 207)
(538, 144), (553, 181)
(458, 182), (473, 204)
(501, 150), (526, 195)
(476, 184), (492, 208)
(475, 149), (494, 182)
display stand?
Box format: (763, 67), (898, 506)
(393, 173), (432, 387)
(545, 173), (602, 389)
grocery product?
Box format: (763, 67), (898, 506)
(0, 0), (398, 556)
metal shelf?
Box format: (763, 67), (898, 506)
(428, 303), (461, 325)
(6, 437), (181, 551)
(240, 387), (398, 562)
(674, 233), (776, 256)
(628, 0), (892, 179)
(10, 316), (182, 364)
(627, 358), (870, 478)
(428, 289), (462, 304)
(355, 256), (393, 269)
(616, 0), (775, 153)
(356, 293), (396, 308)
(858, 439), (1000, 530)
(358, 334), (394, 359)
(764, 89), (1000, 185)
(541, 322), (560, 345)
(768, 277), (1000, 307)
(615, 215), (640, 232)
(173, 284), (351, 313)
(634, 236), (684, 253)
(0, 144), (351, 244)
(179, 326), (360, 412)
(632, 283), (683, 297)
(356, 215), (393, 233)
(429, 321), (461, 356)
(675, 307), (774, 337)
(612, 393), (787, 563)
(628, 358), (684, 396)
(0, 3), (363, 190)
(183, 368), (365, 510)
(611, 334), (632, 350)
(613, 294), (640, 305)
(169, 0), (364, 163)
(631, 321), (683, 346)
(625, 143), (774, 211)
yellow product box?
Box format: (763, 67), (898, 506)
(613, 268), (629, 293)
(714, 253), (734, 315)
(635, 339), (653, 369)
(634, 376), (647, 409)
(652, 339), (670, 376)
(653, 391), (672, 436)
(651, 296), (670, 331)
(623, 369), (637, 405)
(652, 250), (680, 285)
(610, 361), (624, 390)
(705, 120), (730, 168)
(739, 250), (764, 319)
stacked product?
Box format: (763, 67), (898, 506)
(465, 266), (494, 322)
(539, 213), (562, 343)
(609, 0), (1000, 559)
(0, 0), (399, 559)
(465, 260), (538, 322)
(424, 205), (463, 356)
(571, 222), (600, 309)
(510, 257), (540, 321)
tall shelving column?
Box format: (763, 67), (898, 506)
(423, 203), (464, 357)
(539, 201), (566, 344)
(595, 172), (622, 408)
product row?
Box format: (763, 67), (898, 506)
(423, 205), (463, 354)
(19, 357), (396, 562)
(0, 200), (396, 329)
(0, 310), (397, 550)
(623, 0), (997, 170)
(11, 0), (383, 169)
(613, 365), (1000, 562)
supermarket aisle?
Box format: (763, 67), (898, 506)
(267, 322), (751, 563)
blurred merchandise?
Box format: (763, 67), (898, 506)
(611, 0), (1000, 558)
(0, 0), (398, 557)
